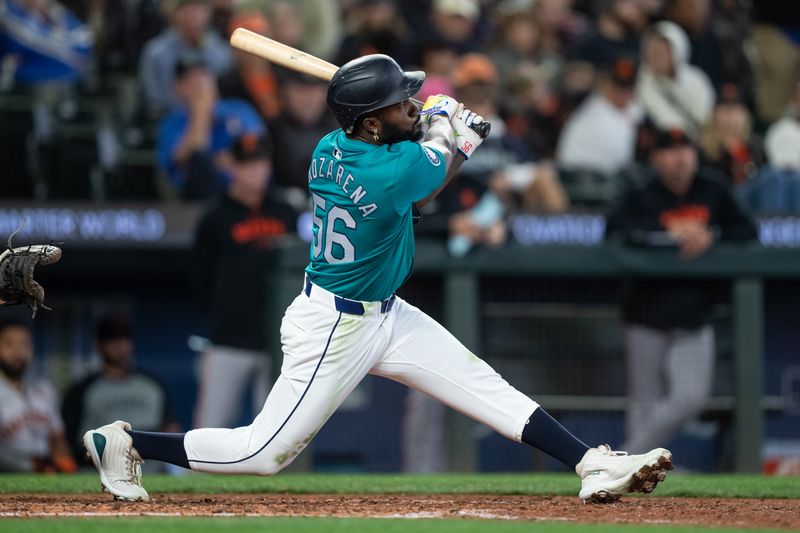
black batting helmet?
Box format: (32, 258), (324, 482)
(327, 54), (425, 133)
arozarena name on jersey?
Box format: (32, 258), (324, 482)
(308, 155), (378, 218)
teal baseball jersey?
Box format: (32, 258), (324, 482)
(305, 130), (447, 301)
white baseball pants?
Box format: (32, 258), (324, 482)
(183, 281), (537, 474)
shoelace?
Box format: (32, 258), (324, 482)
(124, 449), (145, 486)
(598, 444), (628, 457)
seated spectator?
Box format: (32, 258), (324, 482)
(763, 80), (800, 172)
(218, 10), (281, 120)
(488, 4), (553, 81)
(0, 319), (77, 473)
(336, 0), (410, 66)
(414, 36), (458, 102)
(267, 0), (341, 62)
(663, 0), (721, 84)
(156, 50), (265, 199)
(605, 127), (757, 454)
(192, 133), (296, 429)
(268, 68), (338, 205)
(61, 313), (178, 468)
(739, 80), (800, 214)
(557, 53), (643, 178)
(532, 0), (585, 59)
(139, 0), (233, 117)
(698, 83), (762, 186)
(573, 0), (647, 66)
(428, 0), (483, 54)
(0, 0), (93, 87)
(637, 21), (715, 139)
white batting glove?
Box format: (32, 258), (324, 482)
(451, 105), (485, 159)
(420, 94), (460, 119)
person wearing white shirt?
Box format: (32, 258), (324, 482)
(637, 21), (715, 138)
(557, 54), (643, 176)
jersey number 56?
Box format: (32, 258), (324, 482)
(312, 193), (356, 263)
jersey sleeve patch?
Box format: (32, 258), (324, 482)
(423, 146), (441, 166)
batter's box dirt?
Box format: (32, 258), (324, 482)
(1, 494), (798, 529)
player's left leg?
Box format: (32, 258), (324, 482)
(370, 297), (672, 503)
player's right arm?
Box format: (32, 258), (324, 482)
(415, 105), (485, 208)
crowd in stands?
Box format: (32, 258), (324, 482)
(4, 0), (800, 238)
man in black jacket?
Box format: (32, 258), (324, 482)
(605, 126), (757, 454)
(192, 133), (297, 429)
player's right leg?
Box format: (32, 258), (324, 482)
(84, 287), (391, 498)
(371, 297), (672, 503)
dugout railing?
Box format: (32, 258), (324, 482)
(264, 240), (800, 474)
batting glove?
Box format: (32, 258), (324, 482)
(451, 105), (485, 159)
(420, 94), (460, 119)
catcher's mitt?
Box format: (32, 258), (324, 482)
(0, 227), (62, 317)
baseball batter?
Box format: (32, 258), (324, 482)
(83, 54), (672, 503)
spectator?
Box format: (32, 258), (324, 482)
(268, 68), (338, 204)
(0, 0), (93, 87)
(336, 0), (410, 66)
(698, 83), (762, 187)
(532, 0), (585, 59)
(663, 0), (720, 83)
(156, 49), (265, 199)
(139, 0), (233, 117)
(414, 36), (458, 102)
(265, 0), (342, 62)
(61, 313), (178, 468)
(637, 21), (715, 139)
(192, 133), (297, 429)
(218, 10), (281, 120)
(0, 319), (77, 473)
(739, 80), (800, 213)
(488, 4), (555, 81)
(428, 0), (483, 54)
(749, 1), (800, 123)
(557, 53), (643, 177)
(573, 0), (648, 66)
(763, 81), (800, 172)
(605, 126), (757, 454)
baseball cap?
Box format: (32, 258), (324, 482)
(174, 49), (207, 78)
(652, 127), (693, 150)
(452, 53), (498, 88)
(605, 54), (638, 88)
(231, 133), (272, 162)
(95, 313), (133, 341)
(434, 0), (480, 21)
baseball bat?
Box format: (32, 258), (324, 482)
(229, 28), (490, 139)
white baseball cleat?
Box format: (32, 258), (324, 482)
(576, 444), (673, 503)
(83, 420), (149, 501)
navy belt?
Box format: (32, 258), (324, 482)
(304, 278), (395, 316)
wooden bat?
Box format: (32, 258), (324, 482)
(229, 28), (490, 139)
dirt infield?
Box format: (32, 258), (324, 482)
(2, 494), (799, 529)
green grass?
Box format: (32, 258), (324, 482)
(0, 518), (792, 533)
(0, 472), (798, 499)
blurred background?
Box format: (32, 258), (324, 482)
(0, 0), (798, 477)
